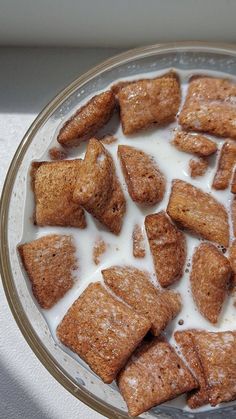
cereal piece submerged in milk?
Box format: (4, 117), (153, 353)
(102, 266), (181, 336)
(100, 134), (117, 145)
(31, 160), (86, 228)
(73, 138), (126, 234)
(145, 211), (186, 287)
(57, 282), (150, 384)
(179, 76), (236, 139)
(18, 234), (77, 309)
(117, 337), (198, 417)
(174, 330), (209, 409)
(48, 146), (68, 161)
(189, 157), (208, 178)
(118, 145), (166, 205)
(193, 331), (236, 406)
(132, 224), (146, 258)
(57, 90), (116, 147)
(190, 243), (231, 324)
(167, 179), (229, 247)
(172, 131), (217, 156)
(112, 72), (180, 135)
(212, 141), (236, 190)
(93, 238), (107, 265)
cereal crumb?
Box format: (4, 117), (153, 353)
(93, 239), (107, 265)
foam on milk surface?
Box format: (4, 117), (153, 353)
(24, 68), (236, 413)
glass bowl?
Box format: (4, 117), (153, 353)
(1, 42), (236, 419)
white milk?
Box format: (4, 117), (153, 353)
(25, 68), (236, 413)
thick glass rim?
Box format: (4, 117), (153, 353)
(1, 42), (236, 418)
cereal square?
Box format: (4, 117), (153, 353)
(212, 141), (236, 190)
(57, 282), (151, 383)
(172, 131), (217, 156)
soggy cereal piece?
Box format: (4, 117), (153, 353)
(118, 145), (165, 205)
(18, 234), (77, 309)
(190, 243), (231, 324)
(212, 141), (236, 190)
(132, 224), (145, 258)
(57, 282), (150, 383)
(231, 168), (236, 193)
(93, 238), (107, 265)
(113, 72), (180, 135)
(73, 139), (126, 234)
(32, 160), (86, 228)
(57, 90), (116, 147)
(172, 131), (217, 156)
(102, 266), (181, 336)
(229, 240), (236, 289)
(189, 157), (208, 178)
(179, 76), (236, 138)
(100, 134), (117, 145)
(117, 337), (198, 417)
(167, 179), (229, 247)
(48, 146), (67, 161)
(231, 197), (236, 237)
(145, 211), (186, 287)
(193, 331), (236, 406)
(175, 330), (209, 408)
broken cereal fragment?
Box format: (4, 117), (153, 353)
(167, 179), (229, 247)
(112, 72), (180, 135)
(102, 266), (181, 336)
(48, 146), (67, 161)
(93, 238), (107, 265)
(172, 131), (217, 156)
(117, 337), (198, 417)
(190, 243), (231, 324)
(57, 282), (150, 384)
(57, 90), (116, 147)
(145, 211), (186, 287)
(212, 141), (236, 190)
(132, 224), (145, 258)
(18, 234), (77, 309)
(118, 145), (165, 205)
(189, 157), (208, 178)
(179, 76), (236, 138)
(100, 134), (117, 145)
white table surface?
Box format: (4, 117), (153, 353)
(0, 47), (123, 419)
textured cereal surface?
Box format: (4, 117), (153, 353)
(113, 72), (180, 135)
(229, 240), (236, 289)
(57, 90), (116, 147)
(48, 147), (67, 160)
(57, 282), (150, 384)
(117, 337), (198, 417)
(179, 76), (236, 138)
(190, 243), (231, 323)
(118, 145), (165, 205)
(212, 141), (236, 190)
(175, 330), (209, 408)
(167, 179), (229, 247)
(231, 197), (236, 237)
(102, 266), (181, 336)
(73, 138), (126, 234)
(172, 131), (217, 156)
(193, 331), (236, 406)
(132, 224), (146, 258)
(18, 234), (77, 309)
(231, 168), (236, 193)
(32, 160), (86, 228)
(189, 157), (208, 178)
(145, 211), (186, 287)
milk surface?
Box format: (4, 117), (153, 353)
(25, 68), (236, 413)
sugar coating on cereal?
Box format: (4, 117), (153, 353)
(174, 330), (209, 409)
(145, 211), (186, 287)
(179, 76), (236, 138)
(57, 282), (151, 383)
(18, 234), (77, 309)
(102, 266), (181, 336)
(189, 157), (208, 178)
(190, 243), (231, 324)
(118, 145), (166, 205)
(212, 141), (236, 190)
(32, 160), (86, 228)
(57, 90), (116, 147)
(167, 179), (229, 247)
(193, 331), (236, 406)
(112, 72), (180, 135)
(172, 131), (217, 156)
(132, 224), (146, 258)
(73, 138), (126, 234)
(117, 337), (198, 417)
